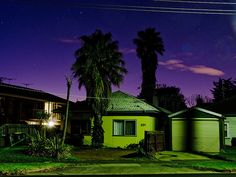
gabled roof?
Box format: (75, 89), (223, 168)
(107, 91), (166, 114)
(169, 107), (223, 118)
(0, 83), (66, 103)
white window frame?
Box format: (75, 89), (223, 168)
(113, 120), (136, 136)
(224, 122), (230, 138)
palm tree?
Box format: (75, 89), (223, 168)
(134, 28), (165, 104)
(71, 30), (127, 148)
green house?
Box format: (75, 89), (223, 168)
(169, 107), (224, 153)
(69, 91), (170, 148)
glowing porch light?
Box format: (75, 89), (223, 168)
(47, 120), (55, 128)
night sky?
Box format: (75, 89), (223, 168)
(1, 0), (236, 102)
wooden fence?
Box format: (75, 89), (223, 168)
(144, 131), (165, 153)
(0, 124), (38, 146)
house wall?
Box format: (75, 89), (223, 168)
(102, 115), (156, 148)
(82, 115), (157, 148)
(172, 117), (220, 152)
(225, 117), (236, 146)
(0, 96), (45, 124)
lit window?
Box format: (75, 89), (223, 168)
(113, 120), (136, 136)
(224, 123), (229, 138)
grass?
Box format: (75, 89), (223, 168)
(187, 161), (236, 172)
(155, 151), (210, 161)
(0, 146), (79, 175)
(0, 162), (69, 176)
(3, 145), (236, 175)
(32, 163), (203, 175)
(218, 146), (236, 161)
(0, 146), (51, 162)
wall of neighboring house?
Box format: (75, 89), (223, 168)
(44, 102), (60, 118)
(0, 96), (45, 125)
(224, 116), (236, 146)
(0, 95), (63, 127)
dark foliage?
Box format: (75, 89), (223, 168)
(134, 27), (165, 104)
(211, 78), (236, 103)
(27, 131), (72, 159)
(72, 29), (127, 147)
(153, 84), (186, 112)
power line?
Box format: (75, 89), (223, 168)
(154, 0), (236, 5)
(84, 3), (236, 12)
(14, 0), (236, 15)
(77, 3), (236, 16)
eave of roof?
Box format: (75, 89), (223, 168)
(0, 83), (67, 103)
(169, 107), (223, 118)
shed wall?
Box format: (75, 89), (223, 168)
(172, 117), (220, 152)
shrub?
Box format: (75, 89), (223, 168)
(126, 143), (139, 150)
(126, 139), (146, 156)
(137, 139), (146, 155)
(27, 131), (72, 160)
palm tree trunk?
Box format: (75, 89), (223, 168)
(92, 113), (104, 148)
(62, 77), (72, 145)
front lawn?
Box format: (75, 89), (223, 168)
(0, 162), (69, 176)
(185, 161), (236, 172)
(218, 146), (236, 161)
(3, 145), (236, 175)
(0, 146), (79, 175)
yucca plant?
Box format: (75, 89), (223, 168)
(27, 131), (72, 160)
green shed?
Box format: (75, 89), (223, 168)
(169, 107), (224, 153)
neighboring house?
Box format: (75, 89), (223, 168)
(68, 91), (170, 148)
(169, 107), (224, 153)
(206, 96), (236, 146)
(0, 82), (66, 127)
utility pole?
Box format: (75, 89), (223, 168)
(62, 76), (72, 145)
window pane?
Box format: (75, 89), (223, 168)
(113, 121), (124, 135)
(125, 121), (135, 135)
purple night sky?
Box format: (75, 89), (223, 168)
(1, 0), (236, 102)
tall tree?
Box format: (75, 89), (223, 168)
(134, 27), (165, 104)
(71, 30), (127, 148)
(153, 84), (186, 112)
(211, 78), (236, 103)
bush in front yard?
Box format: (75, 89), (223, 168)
(27, 131), (72, 160)
(126, 139), (146, 156)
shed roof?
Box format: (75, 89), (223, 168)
(169, 107), (223, 119)
(0, 83), (66, 103)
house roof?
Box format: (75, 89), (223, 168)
(206, 95), (236, 116)
(0, 82), (67, 103)
(169, 107), (223, 119)
(107, 91), (166, 114)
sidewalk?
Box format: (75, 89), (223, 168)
(27, 150), (216, 175)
